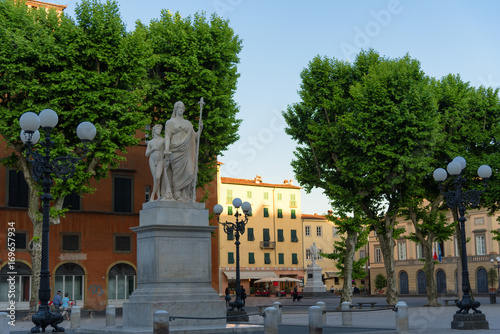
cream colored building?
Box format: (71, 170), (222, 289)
(24, 0), (67, 14)
(217, 167), (303, 295)
(368, 207), (500, 295)
(302, 214), (370, 293)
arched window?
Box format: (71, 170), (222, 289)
(0, 262), (31, 305)
(55, 263), (84, 305)
(108, 263), (136, 305)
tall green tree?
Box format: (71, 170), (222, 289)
(0, 0), (149, 308)
(321, 213), (370, 303)
(143, 10), (242, 189)
(284, 50), (440, 305)
(405, 74), (500, 304)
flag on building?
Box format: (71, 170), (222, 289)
(438, 243), (442, 262)
(433, 248), (438, 260)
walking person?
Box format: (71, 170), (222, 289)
(52, 291), (62, 313)
(225, 287), (231, 307)
(61, 292), (71, 321)
(292, 286), (298, 302)
(240, 285), (247, 306)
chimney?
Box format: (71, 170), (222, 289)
(254, 175), (262, 184)
(283, 180), (288, 184)
(289, 179), (293, 185)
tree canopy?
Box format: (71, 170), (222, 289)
(282, 49), (500, 305)
(0, 0), (242, 306)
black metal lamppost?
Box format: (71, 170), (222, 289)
(433, 156), (491, 317)
(213, 198), (252, 311)
(19, 109), (96, 333)
(491, 257), (500, 292)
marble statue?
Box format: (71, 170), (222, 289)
(310, 242), (320, 265)
(163, 101), (203, 202)
(146, 100), (203, 202)
(145, 124), (166, 201)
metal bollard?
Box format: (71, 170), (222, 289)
(264, 307), (278, 334)
(341, 301), (352, 326)
(154, 310), (169, 334)
(316, 301), (326, 325)
(0, 312), (10, 334)
(309, 306), (322, 334)
(395, 301), (409, 334)
(106, 304), (116, 327)
(70, 306), (81, 329)
(272, 301), (282, 323)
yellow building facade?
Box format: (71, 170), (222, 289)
(217, 166), (304, 295)
(368, 207), (500, 295)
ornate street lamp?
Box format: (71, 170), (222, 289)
(433, 156), (491, 317)
(214, 198), (252, 311)
(20, 109), (96, 333)
(490, 257), (500, 292)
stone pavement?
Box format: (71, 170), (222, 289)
(8, 295), (500, 333)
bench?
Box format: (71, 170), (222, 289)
(357, 302), (377, 309)
(441, 297), (459, 306)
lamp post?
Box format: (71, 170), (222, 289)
(214, 198), (252, 312)
(19, 109), (96, 333)
(491, 257), (500, 292)
(433, 156), (491, 315)
(363, 265), (371, 295)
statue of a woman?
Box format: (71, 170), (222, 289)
(164, 101), (203, 201)
(145, 124), (165, 201)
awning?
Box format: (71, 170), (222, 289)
(223, 271), (278, 280)
(325, 271), (341, 278)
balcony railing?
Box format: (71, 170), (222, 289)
(260, 241), (276, 249)
(395, 255), (492, 266)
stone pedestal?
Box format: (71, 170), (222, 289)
(302, 264), (327, 296)
(123, 201), (225, 329)
(451, 313), (489, 330)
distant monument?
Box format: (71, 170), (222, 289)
(303, 242), (327, 296)
(123, 99), (228, 330)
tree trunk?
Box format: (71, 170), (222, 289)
(340, 231), (358, 304)
(377, 231), (397, 305)
(423, 239), (439, 306)
(28, 221), (42, 313)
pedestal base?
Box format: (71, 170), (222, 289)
(302, 264), (326, 294)
(123, 201), (225, 329)
(226, 311), (249, 322)
(451, 313), (489, 330)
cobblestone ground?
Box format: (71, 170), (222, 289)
(8, 295), (500, 334)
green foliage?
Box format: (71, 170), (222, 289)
(142, 10), (242, 189)
(488, 268), (498, 289)
(374, 273), (387, 291)
(321, 214), (370, 278)
(0, 0), (149, 203)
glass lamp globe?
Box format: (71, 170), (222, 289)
(213, 204), (223, 214)
(477, 165), (492, 179)
(20, 130), (40, 144)
(433, 168), (447, 182)
(76, 122), (97, 141)
(241, 201), (251, 214)
(19, 112), (40, 132)
(232, 198), (242, 208)
(447, 161), (462, 176)
(39, 109), (58, 128)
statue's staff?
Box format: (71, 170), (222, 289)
(192, 97), (205, 201)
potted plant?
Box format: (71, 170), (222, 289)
(374, 273), (387, 294)
(488, 267), (498, 292)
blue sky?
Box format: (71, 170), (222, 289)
(56, 0), (500, 215)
